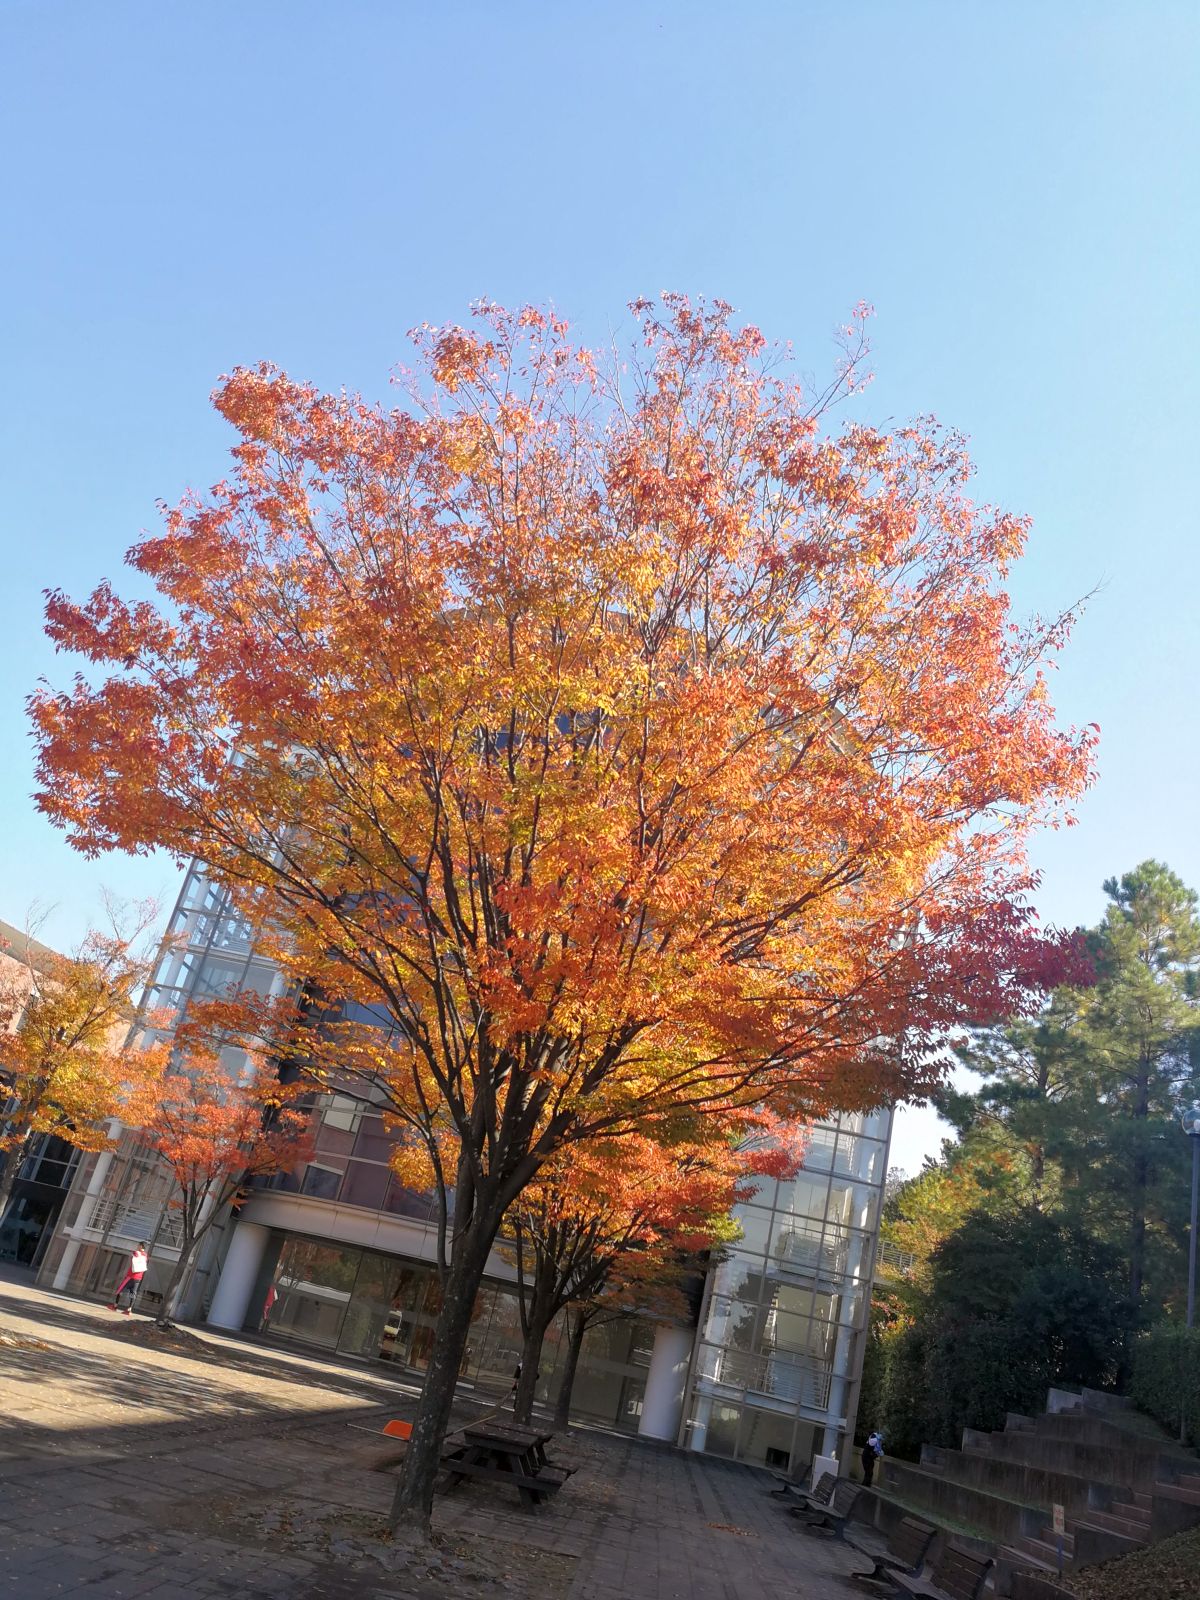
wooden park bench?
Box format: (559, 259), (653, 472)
(890, 1544), (993, 1600)
(770, 1469), (836, 1508)
(847, 1516), (937, 1590)
(789, 1477), (862, 1540)
(437, 1420), (575, 1510)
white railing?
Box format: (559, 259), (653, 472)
(706, 1346), (833, 1410)
(877, 1240), (916, 1276)
(88, 1191), (185, 1247)
(773, 1227), (848, 1280)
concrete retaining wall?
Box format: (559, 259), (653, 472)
(878, 1459), (1043, 1544)
(1151, 1485), (1200, 1542)
(980, 1425), (1180, 1486)
(920, 1441), (1128, 1515)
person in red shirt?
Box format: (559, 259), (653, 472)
(107, 1244), (149, 1314)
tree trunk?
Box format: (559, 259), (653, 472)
(1129, 1060), (1151, 1315)
(512, 1301), (555, 1424)
(157, 1236), (196, 1327)
(0, 1129), (33, 1225)
(1030, 1144), (1045, 1212)
(390, 1215), (498, 1536)
(554, 1307), (587, 1428)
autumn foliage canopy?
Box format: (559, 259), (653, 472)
(29, 294), (1094, 1520)
(0, 921), (164, 1169)
(33, 298), (1091, 1146)
(140, 1055), (311, 1322)
(503, 1110), (799, 1420)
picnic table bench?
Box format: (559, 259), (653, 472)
(890, 1544), (993, 1600)
(847, 1516), (938, 1590)
(789, 1477), (863, 1540)
(437, 1420), (574, 1509)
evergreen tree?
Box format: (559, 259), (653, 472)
(872, 862), (1200, 1445)
(1077, 862), (1200, 1318)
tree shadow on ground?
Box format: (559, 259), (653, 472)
(0, 1280), (414, 1403)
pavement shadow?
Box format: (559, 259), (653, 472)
(0, 1279), (409, 1404)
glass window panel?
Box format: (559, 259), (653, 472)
(383, 1179), (434, 1220)
(354, 1118), (396, 1163)
(323, 1095), (362, 1133)
(739, 1405), (795, 1470)
(775, 1172), (831, 1221)
(315, 1120), (356, 1158)
(266, 1238), (358, 1348)
(238, 959), (279, 998)
(300, 1165), (342, 1200)
(580, 1318), (633, 1364)
(735, 1208), (772, 1254)
(703, 1401), (741, 1457)
(629, 1320), (657, 1360)
(833, 1135), (883, 1184)
(467, 1285), (524, 1390)
(770, 1215), (826, 1273)
(826, 1182), (858, 1225)
(191, 954), (248, 999)
(337, 1251), (400, 1358)
(739, 1176), (777, 1211)
(763, 1282), (816, 1320)
(377, 1263), (442, 1369)
(710, 1252), (766, 1304)
(761, 1309), (832, 1358)
(340, 1161), (391, 1210)
(702, 1293), (760, 1353)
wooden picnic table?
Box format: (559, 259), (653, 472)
(437, 1420), (570, 1509)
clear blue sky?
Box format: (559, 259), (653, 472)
(2, 2), (1196, 1169)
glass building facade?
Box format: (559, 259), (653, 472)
(39, 863), (890, 1475)
(680, 1109), (890, 1471)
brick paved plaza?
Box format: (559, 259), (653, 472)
(0, 1273), (861, 1599)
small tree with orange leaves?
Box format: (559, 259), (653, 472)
(0, 908), (165, 1223)
(31, 295), (1093, 1529)
(140, 1058), (310, 1327)
(504, 1113), (801, 1423)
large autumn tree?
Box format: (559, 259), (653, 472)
(30, 296), (1091, 1529)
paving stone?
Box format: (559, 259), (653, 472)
(0, 1268), (862, 1600)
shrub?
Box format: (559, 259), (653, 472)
(1130, 1325), (1200, 1447)
(873, 1208), (1130, 1455)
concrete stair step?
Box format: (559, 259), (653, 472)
(1039, 1527), (1074, 1554)
(1017, 1535), (1072, 1568)
(1075, 1509), (1150, 1542)
(969, 1435), (1165, 1493)
(1155, 1480), (1200, 1506)
(1176, 1474), (1200, 1492)
(999, 1543), (1058, 1576)
(921, 1443), (1134, 1509)
(1132, 1490), (1152, 1510)
(1109, 1500), (1151, 1525)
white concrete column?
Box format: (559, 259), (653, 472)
(206, 1221), (270, 1331)
(688, 1393), (712, 1452)
(822, 1262), (864, 1457)
(639, 1324), (694, 1443)
(52, 1143), (117, 1291)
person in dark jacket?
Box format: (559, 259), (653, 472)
(860, 1428), (883, 1486)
